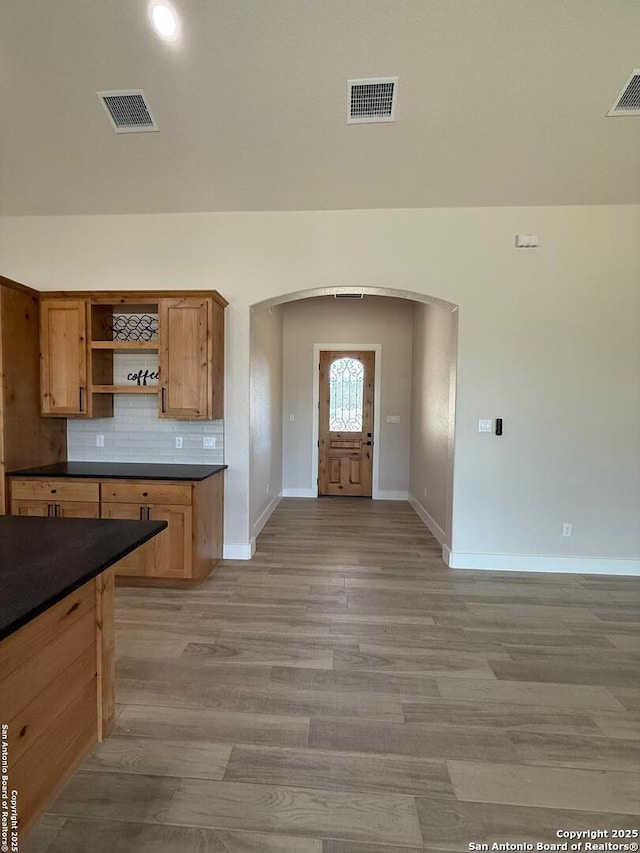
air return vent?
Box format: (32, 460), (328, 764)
(347, 77), (398, 124)
(607, 70), (640, 116)
(97, 90), (159, 133)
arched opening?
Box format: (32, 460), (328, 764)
(249, 285), (458, 558)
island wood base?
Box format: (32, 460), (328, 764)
(0, 569), (115, 841)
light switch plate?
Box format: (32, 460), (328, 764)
(175, 436), (183, 449)
(386, 415), (401, 423)
(515, 234), (540, 248)
(478, 419), (492, 433)
(203, 436), (216, 449)
(96, 434), (104, 447)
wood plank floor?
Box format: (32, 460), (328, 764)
(24, 498), (640, 852)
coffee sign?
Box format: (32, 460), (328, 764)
(127, 369), (159, 386)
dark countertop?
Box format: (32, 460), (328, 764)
(7, 462), (227, 481)
(0, 516), (166, 641)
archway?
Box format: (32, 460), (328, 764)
(249, 285), (459, 557)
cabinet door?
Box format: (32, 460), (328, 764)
(40, 300), (89, 417)
(158, 298), (210, 419)
(101, 502), (150, 576)
(11, 499), (52, 517)
(55, 501), (100, 519)
(147, 504), (192, 578)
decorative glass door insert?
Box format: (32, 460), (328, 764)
(329, 357), (364, 432)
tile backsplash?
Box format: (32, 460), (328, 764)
(67, 353), (224, 464)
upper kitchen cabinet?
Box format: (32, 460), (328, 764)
(40, 299), (112, 418)
(39, 291), (226, 420)
(159, 297), (224, 420)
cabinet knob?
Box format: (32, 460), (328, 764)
(51, 489), (57, 494)
(142, 492), (148, 497)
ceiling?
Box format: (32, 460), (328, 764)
(1, 0), (639, 215)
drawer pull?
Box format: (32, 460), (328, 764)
(19, 725), (28, 739)
(66, 602), (80, 616)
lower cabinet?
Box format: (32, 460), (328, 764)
(100, 499), (192, 580)
(9, 475), (223, 585)
(100, 503), (149, 576)
(10, 480), (100, 519)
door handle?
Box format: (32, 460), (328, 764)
(365, 441), (372, 446)
(146, 507), (151, 520)
(161, 387), (167, 413)
(79, 386), (84, 412)
(56, 504), (61, 517)
(47, 503), (53, 517)
(139, 506), (145, 520)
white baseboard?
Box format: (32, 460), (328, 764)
(283, 488), (410, 500)
(445, 550), (640, 576)
(223, 542), (254, 560)
(408, 495), (447, 546)
(252, 493), (282, 540)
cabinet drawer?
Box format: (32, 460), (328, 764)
(100, 482), (192, 506)
(11, 479), (100, 503)
(0, 609), (95, 723)
(0, 580), (95, 678)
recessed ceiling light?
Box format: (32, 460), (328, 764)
(149, 2), (180, 41)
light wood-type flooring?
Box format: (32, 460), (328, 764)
(24, 499), (640, 852)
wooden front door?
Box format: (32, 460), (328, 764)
(318, 350), (374, 497)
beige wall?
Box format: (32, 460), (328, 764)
(409, 302), (458, 546)
(282, 296), (414, 497)
(249, 305), (283, 543)
(1, 205), (639, 569)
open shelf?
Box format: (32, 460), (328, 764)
(91, 341), (158, 351)
(92, 385), (159, 395)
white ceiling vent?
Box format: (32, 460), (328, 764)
(97, 90), (159, 133)
(607, 70), (640, 116)
(347, 77), (398, 124)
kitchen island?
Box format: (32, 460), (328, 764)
(0, 515), (166, 843)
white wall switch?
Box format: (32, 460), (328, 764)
(203, 436), (216, 449)
(288, 413), (295, 422)
(515, 234), (540, 248)
(175, 436), (183, 449)
(96, 434), (104, 447)
(562, 522), (572, 537)
(386, 415), (401, 423)
(478, 419), (492, 432)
